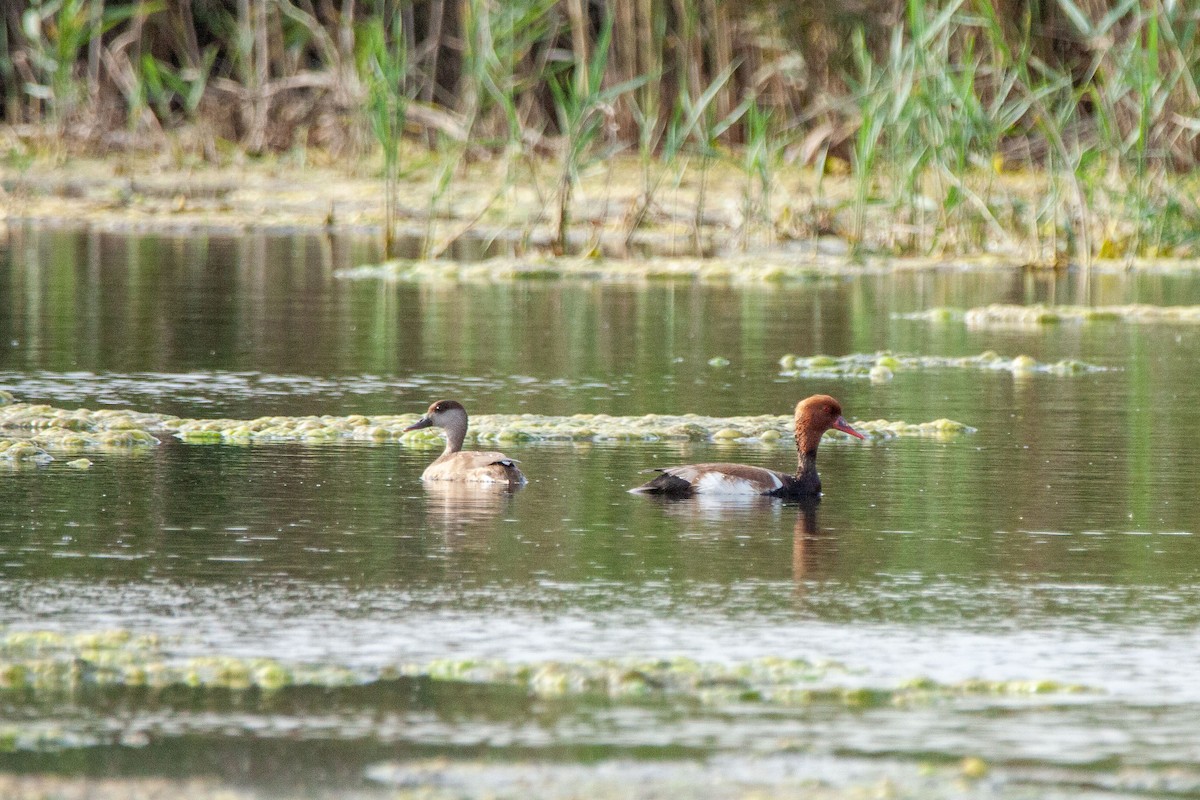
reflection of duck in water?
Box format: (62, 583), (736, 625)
(791, 498), (829, 583)
(635, 493), (830, 583)
(419, 480), (517, 536)
(648, 492), (785, 521)
(630, 395), (864, 498)
(404, 400), (526, 486)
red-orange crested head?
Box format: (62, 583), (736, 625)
(794, 394), (865, 452)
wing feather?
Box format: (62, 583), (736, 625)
(632, 463), (790, 495)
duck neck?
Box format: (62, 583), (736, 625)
(440, 415), (467, 455)
(793, 427), (823, 492)
(794, 449), (820, 490)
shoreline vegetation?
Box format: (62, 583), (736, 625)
(2, 1), (1200, 263)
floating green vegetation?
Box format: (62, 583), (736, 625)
(0, 400), (975, 449)
(335, 255), (861, 284)
(180, 411), (974, 445)
(0, 440), (53, 465)
(0, 404), (168, 433)
(901, 304), (1200, 328)
(407, 655), (839, 704)
(399, 656), (1090, 707)
(0, 630), (1092, 711)
(778, 351), (1108, 380)
(0, 630), (353, 695)
(0, 403), (162, 464)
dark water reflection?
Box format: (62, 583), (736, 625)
(3, 225), (1200, 795)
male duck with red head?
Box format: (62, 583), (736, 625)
(631, 394), (864, 498)
(404, 399), (526, 485)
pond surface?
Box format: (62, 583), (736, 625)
(2, 226), (1200, 798)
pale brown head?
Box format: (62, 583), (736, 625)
(403, 399), (468, 432)
(794, 394), (864, 454)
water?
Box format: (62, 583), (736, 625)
(3, 225), (1200, 797)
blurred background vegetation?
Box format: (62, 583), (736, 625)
(3, 0), (1200, 258)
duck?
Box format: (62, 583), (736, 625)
(630, 394), (864, 498)
(403, 399), (526, 485)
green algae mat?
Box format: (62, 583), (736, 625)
(0, 393), (974, 462)
(902, 303), (1200, 326)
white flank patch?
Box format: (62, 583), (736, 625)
(693, 471), (775, 496)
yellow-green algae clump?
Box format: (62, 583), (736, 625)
(777, 350), (1107, 378)
(0, 440), (53, 465)
(0, 402), (161, 462)
(177, 410), (975, 445)
(0, 399), (975, 448)
(0, 630), (352, 694)
(399, 656), (1091, 707)
(0, 630), (1092, 710)
(901, 303), (1200, 327)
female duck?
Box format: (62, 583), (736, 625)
(403, 400), (526, 485)
(631, 394), (863, 498)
